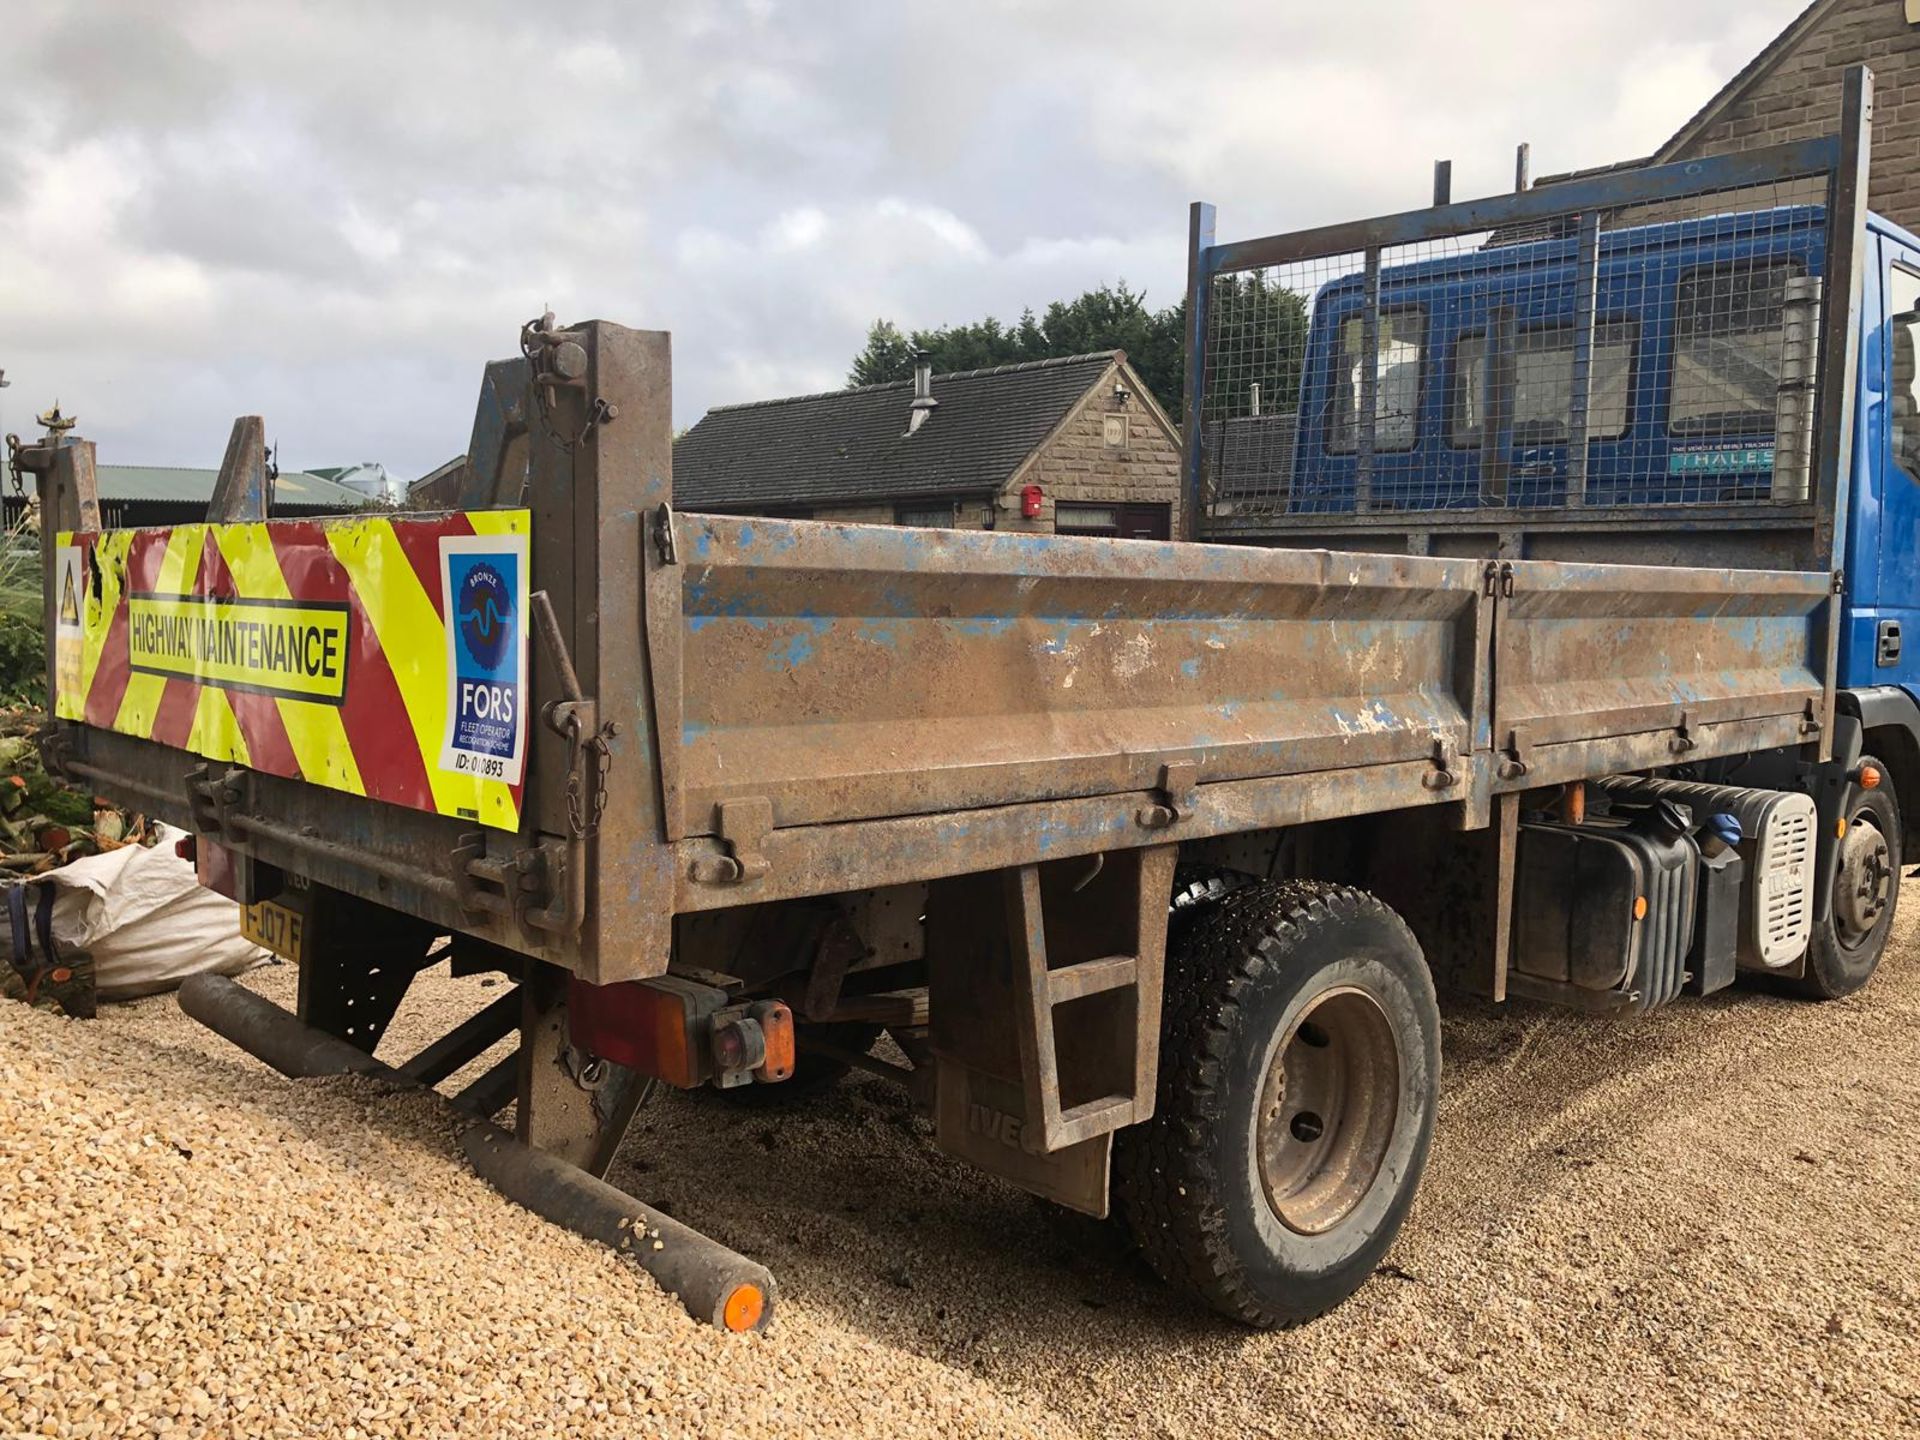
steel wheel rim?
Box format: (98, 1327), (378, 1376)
(1835, 812), (1893, 947)
(1256, 985), (1401, 1236)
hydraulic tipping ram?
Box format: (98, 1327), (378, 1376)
(177, 973), (775, 1333)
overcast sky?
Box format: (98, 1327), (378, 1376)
(0, 0), (1807, 479)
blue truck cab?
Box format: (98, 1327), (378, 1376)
(1278, 206), (1920, 702)
(1842, 211), (1920, 694)
(1183, 71), (1920, 1038)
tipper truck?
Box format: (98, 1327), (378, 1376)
(12, 65), (1914, 1329)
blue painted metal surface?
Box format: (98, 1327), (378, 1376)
(1839, 213), (1920, 690)
(1284, 207), (1829, 513)
(673, 513), (1488, 840)
(1492, 558), (1832, 789)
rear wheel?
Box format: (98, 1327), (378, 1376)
(1115, 880), (1439, 1327)
(1793, 758), (1902, 1000)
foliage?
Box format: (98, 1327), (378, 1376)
(0, 508), (44, 708)
(849, 282), (1191, 414)
(1206, 274), (1311, 421)
(848, 320), (919, 388)
(0, 607), (45, 710)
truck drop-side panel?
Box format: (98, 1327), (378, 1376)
(1491, 559), (1835, 789)
(672, 514), (1488, 834)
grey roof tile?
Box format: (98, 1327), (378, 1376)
(673, 352), (1118, 510)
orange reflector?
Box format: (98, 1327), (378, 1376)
(1633, 895), (1648, 921)
(752, 999), (796, 1084)
(1858, 764), (1883, 790)
(1561, 781), (1586, 826)
(722, 1283), (766, 1333)
(1837, 816), (1849, 838)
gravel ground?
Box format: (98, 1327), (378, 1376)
(6, 904), (1920, 1438)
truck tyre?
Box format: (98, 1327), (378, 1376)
(1115, 880), (1439, 1328)
(1169, 864), (1258, 926)
(1794, 757), (1903, 1000)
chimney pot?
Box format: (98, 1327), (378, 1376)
(907, 350), (938, 434)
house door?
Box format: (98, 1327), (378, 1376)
(1054, 501), (1172, 540)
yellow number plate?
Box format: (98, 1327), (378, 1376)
(241, 901), (305, 963)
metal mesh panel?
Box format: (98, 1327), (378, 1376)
(1197, 168), (1835, 532)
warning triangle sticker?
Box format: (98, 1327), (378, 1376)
(59, 566), (80, 627)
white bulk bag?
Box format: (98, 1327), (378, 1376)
(37, 824), (270, 1000)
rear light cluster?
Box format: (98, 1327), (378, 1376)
(566, 975), (794, 1090)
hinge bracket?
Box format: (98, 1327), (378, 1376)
(1423, 734), (1460, 790)
(1483, 560), (1514, 597)
(1496, 724), (1531, 780)
(654, 502), (679, 565)
(1670, 709), (1697, 755)
(692, 796), (774, 885)
(36, 725), (75, 782)
(184, 763), (250, 836)
(453, 834), (566, 932)
(1136, 760), (1199, 829)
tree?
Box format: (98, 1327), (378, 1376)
(1205, 275), (1310, 421)
(847, 277), (1310, 422)
(848, 281), (1190, 414)
(848, 320), (917, 388)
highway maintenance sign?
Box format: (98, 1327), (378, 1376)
(54, 511), (531, 831)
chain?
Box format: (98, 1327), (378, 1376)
(562, 715), (586, 835)
(519, 313), (612, 454)
(562, 712), (616, 839)
(587, 728), (612, 831)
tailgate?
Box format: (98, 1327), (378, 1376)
(53, 514), (533, 831)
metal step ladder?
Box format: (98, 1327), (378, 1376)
(929, 843), (1177, 1213)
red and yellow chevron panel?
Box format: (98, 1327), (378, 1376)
(52, 510), (531, 832)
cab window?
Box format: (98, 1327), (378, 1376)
(1329, 308), (1425, 454)
(1890, 264), (1920, 482)
(1669, 261), (1801, 437)
(1450, 322), (1637, 447)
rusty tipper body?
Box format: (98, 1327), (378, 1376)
(22, 67), (1920, 1327)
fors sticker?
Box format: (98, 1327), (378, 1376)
(439, 533), (528, 786)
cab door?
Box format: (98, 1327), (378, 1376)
(1861, 239), (1920, 688)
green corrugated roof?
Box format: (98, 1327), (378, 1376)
(94, 465), (369, 510)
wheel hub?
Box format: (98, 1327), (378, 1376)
(1255, 986), (1400, 1236)
(1835, 816), (1892, 944)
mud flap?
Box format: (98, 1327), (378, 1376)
(927, 844), (1176, 1218)
(934, 1066), (1114, 1216)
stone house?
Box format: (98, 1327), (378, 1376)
(1655, 0), (1920, 230)
(673, 351), (1183, 539)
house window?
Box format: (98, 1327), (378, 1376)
(1103, 414), (1128, 449)
(1669, 260), (1801, 436)
(1329, 307), (1426, 453)
(1451, 321), (1638, 447)
(1055, 504), (1119, 532)
(1055, 502), (1171, 540)
(896, 501), (959, 528)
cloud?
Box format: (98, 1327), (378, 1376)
(0, 0), (1811, 476)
